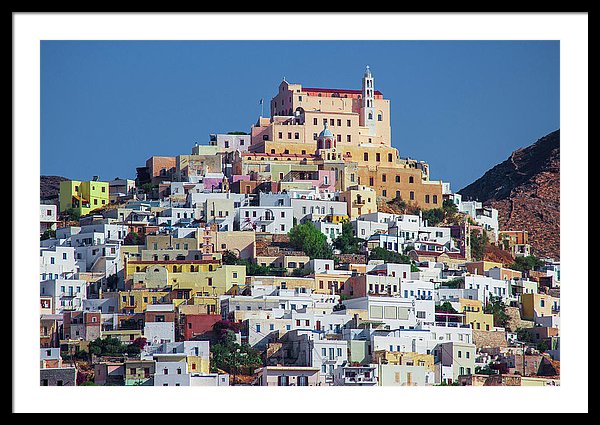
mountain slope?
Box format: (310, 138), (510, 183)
(40, 175), (68, 203)
(458, 130), (560, 260)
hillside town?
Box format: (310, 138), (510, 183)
(39, 67), (560, 387)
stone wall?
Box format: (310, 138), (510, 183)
(505, 306), (534, 332)
(472, 330), (507, 349)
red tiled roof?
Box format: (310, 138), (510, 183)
(303, 87), (383, 96)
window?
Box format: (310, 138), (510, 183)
(330, 119), (334, 126)
(458, 350), (462, 358)
(410, 191), (415, 200)
(382, 190), (387, 197)
(364, 152), (368, 161)
(298, 375), (308, 386)
(347, 119), (351, 127)
(347, 135), (351, 143)
(337, 348), (342, 357)
(466, 351), (470, 359)
(378, 114), (383, 121)
(313, 118), (318, 125)
(409, 176), (414, 183)
(382, 174), (386, 182)
(369, 177), (374, 186)
(177, 368), (182, 375)
(322, 348), (327, 356)
(425, 195), (430, 203)
(56, 380), (63, 386)
(433, 195), (438, 204)
(294, 132), (299, 140)
(256, 324), (261, 333)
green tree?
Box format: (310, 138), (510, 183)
(421, 208), (445, 226)
(509, 255), (545, 272)
(291, 267), (311, 277)
(387, 196), (407, 213)
(483, 295), (510, 328)
(470, 229), (489, 261)
(123, 231), (143, 246)
(288, 222), (333, 259)
(536, 340), (550, 353)
(436, 301), (459, 314)
(369, 246), (411, 264)
(443, 277), (465, 289)
(442, 199), (459, 215)
(222, 250), (239, 265)
(88, 336), (127, 356)
(209, 321), (262, 374)
(62, 207), (81, 222)
(140, 183), (155, 195)
(332, 222), (364, 254)
(41, 229), (56, 240)
(106, 273), (119, 291)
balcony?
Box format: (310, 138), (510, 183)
(433, 321), (470, 329)
(344, 375), (376, 384)
(255, 215), (275, 223)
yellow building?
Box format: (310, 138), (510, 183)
(521, 293), (560, 321)
(101, 329), (143, 344)
(117, 290), (172, 314)
(152, 353), (210, 375)
(127, 259), (245, 291)
(460, 298), (494, 331)
(372, 351), (435, 372)
(465, 261), (504, 276)
(59, 179), (109, 215)
(247, 275), (317, 293)
(145, 233), (200, 251)
(339, 185), (377, 219)
(314, 272), (352, 295)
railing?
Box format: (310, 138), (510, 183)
(433, 322), (470, 328)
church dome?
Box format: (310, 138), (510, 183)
(319, 122), (333, 138)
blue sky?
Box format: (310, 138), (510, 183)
(41, 40), (559, 191)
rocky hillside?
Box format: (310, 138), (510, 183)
(40, 175), (68, 203)
(458, 130), (560, 260)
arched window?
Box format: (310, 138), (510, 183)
(409, 176), (414, 183)
(368, 112), (373, 120)
(364, 152), (369, 161)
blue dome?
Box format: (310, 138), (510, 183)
(319, 122), (333, 138)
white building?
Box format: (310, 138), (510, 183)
(40, 279), (87, 314)
(290, 198), (348, 223)
(40, 246), (78, 281)
(238, 205), (293, 234)
(434, 341), (476, 384)
(206, 133), (251, 153)
(154, 361), (190, 386)
(314, 221), (342, 244)
(459, 201), (499, 241)
(40, 204), (58, 234)
(143, 305), (176, 349)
